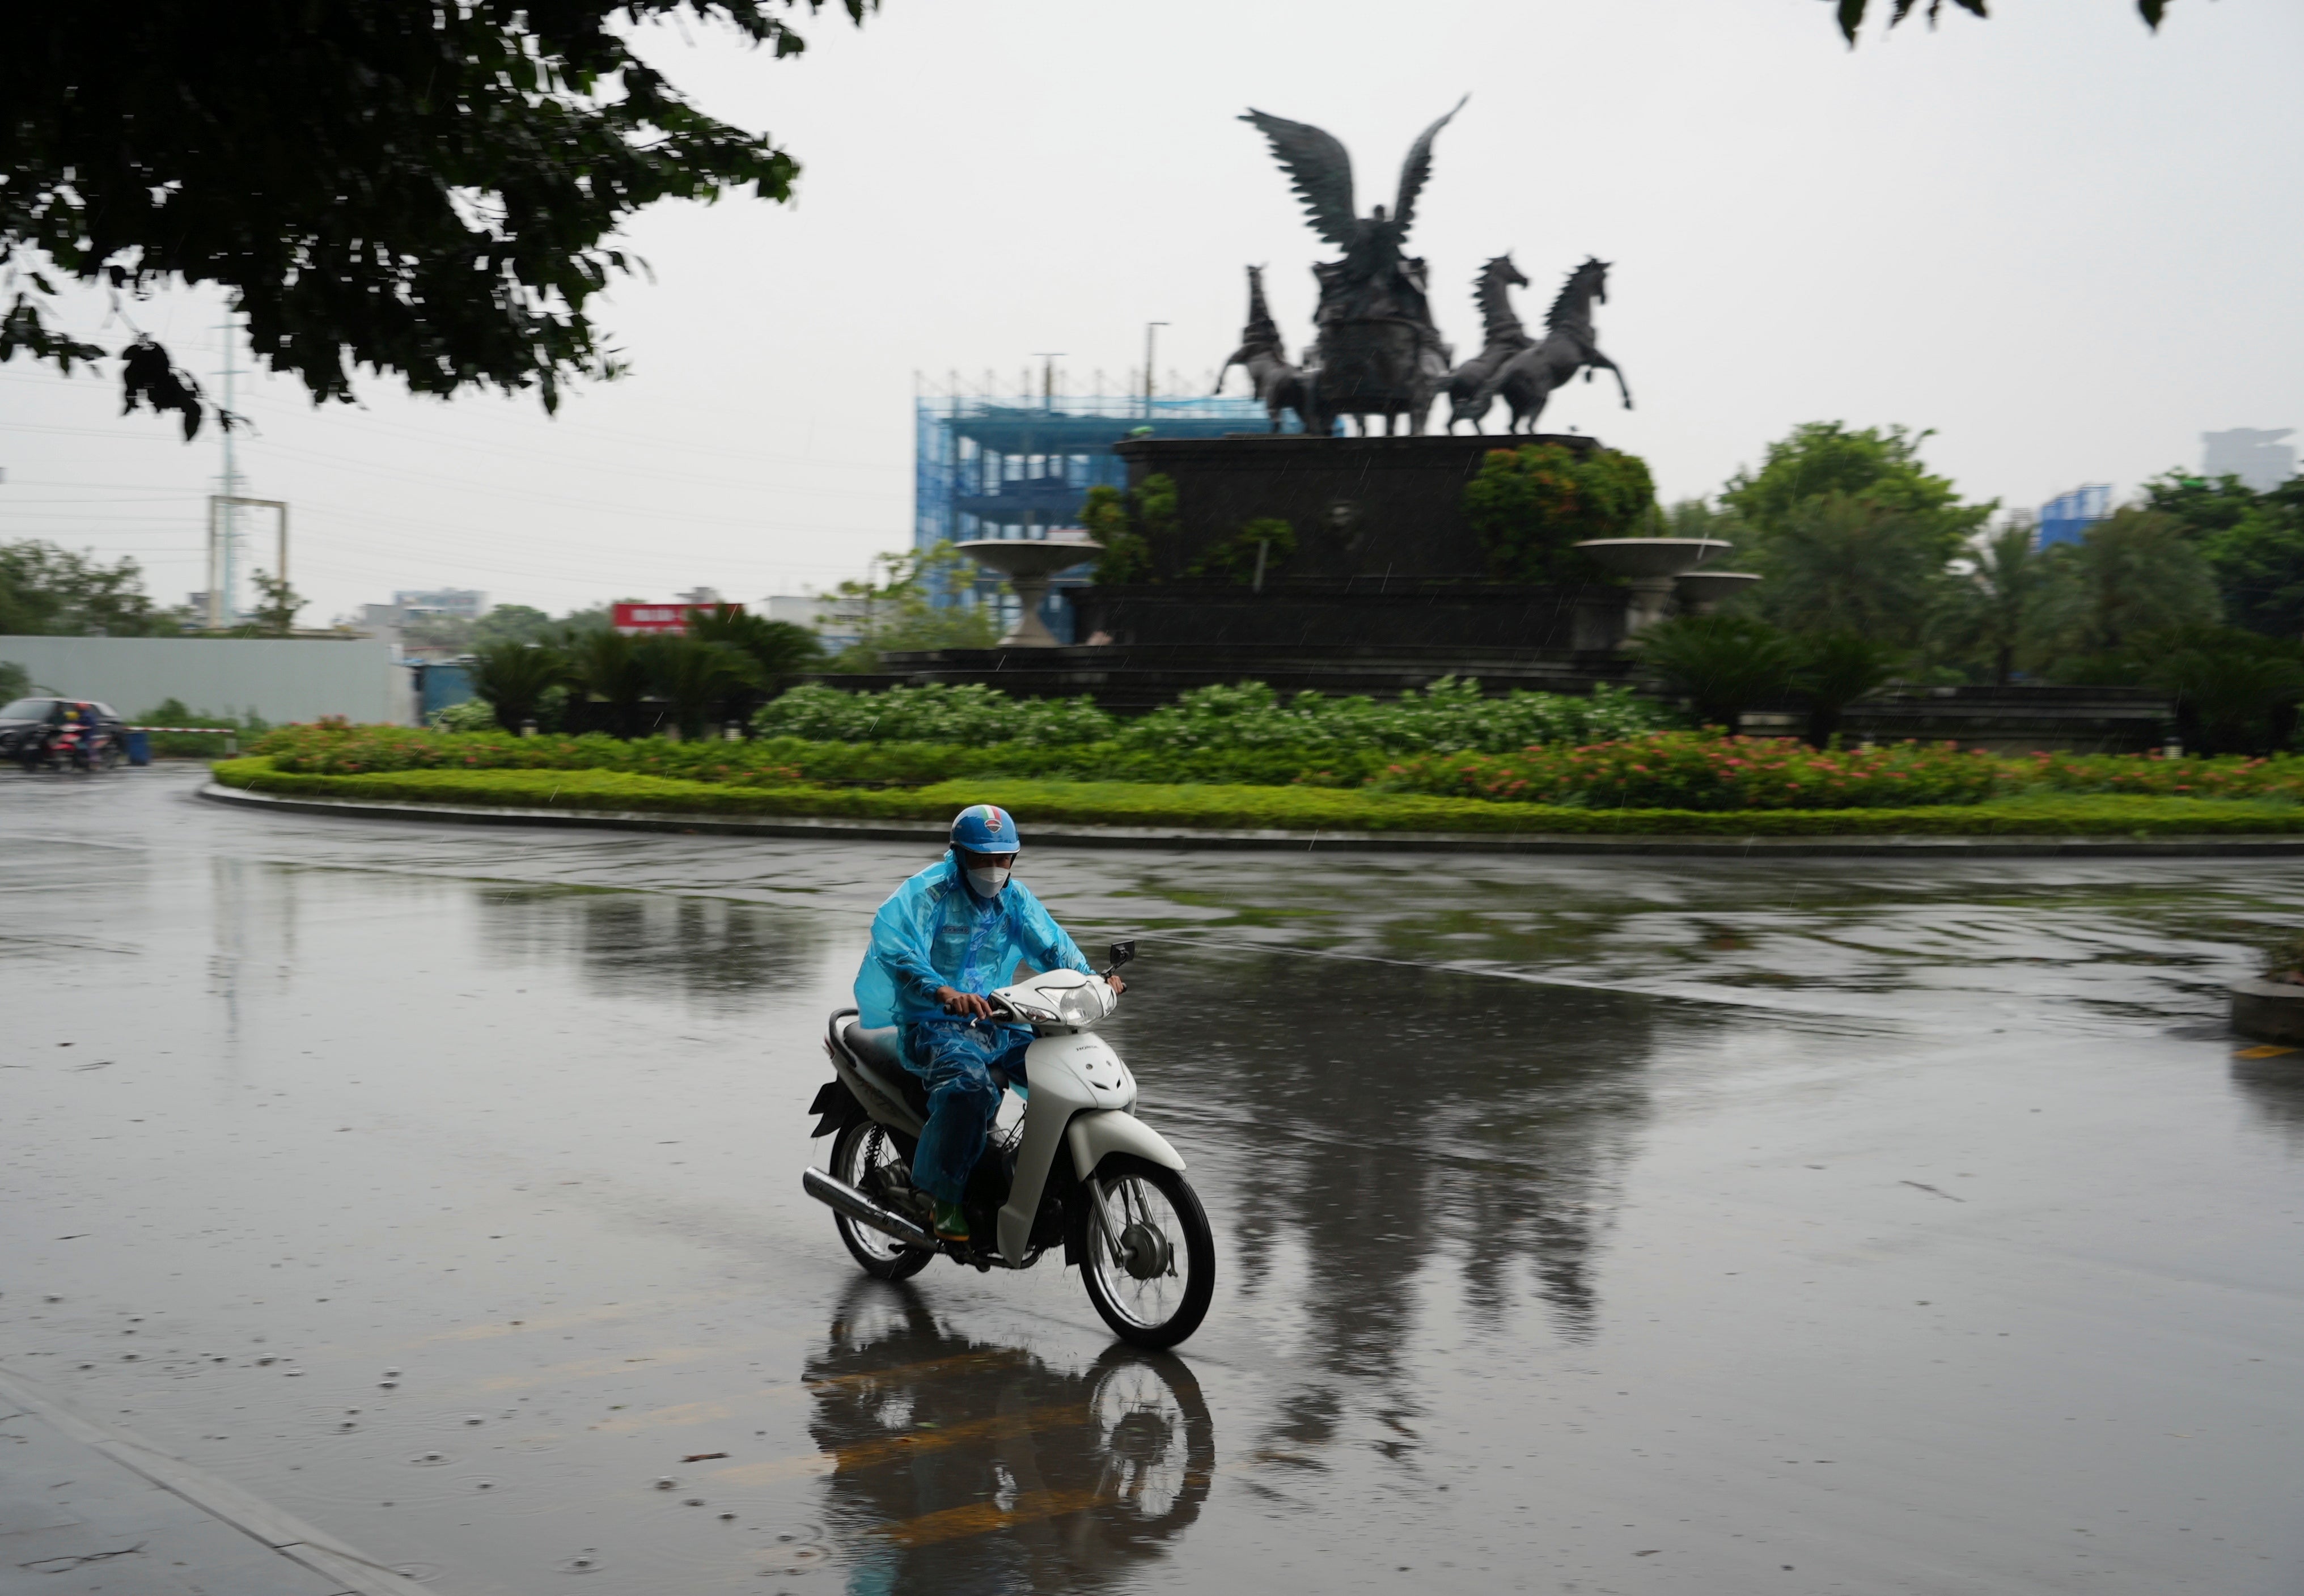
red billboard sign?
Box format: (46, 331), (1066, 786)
(612, 602), (739, 635)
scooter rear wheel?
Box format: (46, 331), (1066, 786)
(829, 1120), (932, 1281)
(1078, 1156), (1214, 1349)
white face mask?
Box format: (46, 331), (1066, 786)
(965, 865), (1010, 898)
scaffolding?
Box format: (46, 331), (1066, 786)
(913, 375), (1286, 639)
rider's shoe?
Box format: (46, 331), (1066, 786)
(931, 1200), (971, 1242)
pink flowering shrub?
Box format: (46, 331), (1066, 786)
(1378, 732), (2006, 810)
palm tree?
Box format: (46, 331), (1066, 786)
(1940, 520), (2053, 685)
(2146, 629), (2304, 756)
(467, 640), (567, 732)
(685, 605), (824, 688)
(563, 628), (651, 736)
(637, 634), (759, 739)
(1751, 491), (1943, 646)
(1794, 629), (1904, 747)
(1637, 615), (1802, 733)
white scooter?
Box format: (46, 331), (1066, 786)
(803, 942), (1215, 1348)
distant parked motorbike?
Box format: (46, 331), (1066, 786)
(35, 717), (122, 773)
(803, 942), (1217, 1348)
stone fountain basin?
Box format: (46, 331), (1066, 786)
(1675, 570), (1762, 604)
(955, 537), (1102, 581)
(1573, 537), (1734, 579)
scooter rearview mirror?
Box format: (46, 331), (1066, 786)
(1105, 941), (1137, 975)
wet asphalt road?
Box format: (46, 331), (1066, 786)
(4, 765), (2302, 1595)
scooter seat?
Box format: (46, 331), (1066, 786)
(838, 1020), (1011, 1100)
(842, 1022), (904, 1072)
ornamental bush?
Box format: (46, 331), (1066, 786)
(1379, 731), (2007, 810)
(1462, 443), (1657, 583)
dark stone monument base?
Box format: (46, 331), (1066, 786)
(1073, 579), (1624, 652)
(1115, 432), (1592, 582)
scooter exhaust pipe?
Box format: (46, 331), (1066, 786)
(802, 1166), (939, 1251)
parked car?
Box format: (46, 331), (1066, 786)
(1, 697), (127, 772)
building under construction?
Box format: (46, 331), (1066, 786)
(914, 382), (1284, 640)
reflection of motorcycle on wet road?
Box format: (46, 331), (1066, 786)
(804, 943), (1218, 1348)
(806, 1283), (1213, 1595)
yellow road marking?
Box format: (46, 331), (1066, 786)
(469, 1348), (719, 1393)
(2235, 1043), (2297, 1059)
(711, 1400), (1089, 1487)
(595, 1348), (1035, 1436)
(876, 1486), (1113, 1548)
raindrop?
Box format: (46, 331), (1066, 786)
(463, 1414), (484, 1425)
(255, 1355), (278, 1366)
(345, 1408), (361, 1415)
(122, 1353), (139, 1361)
(684, 1498), (705, 1507)
(475, 1480), (495, 1491)
(44, 1295), (63, 1303)
(285, 1369), (305, 1377)
(654, 1478), (676, 1491)
(384, 1368), (400, 1377)
(380, 1380), (399, 1390)
(718, 1512), (736, 1521)
(337, 1421), (357, 1432)
(77, 1362), (94, 1370)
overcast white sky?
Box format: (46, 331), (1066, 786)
(1, 0), (2297, 623)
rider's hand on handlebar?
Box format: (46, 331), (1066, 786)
(1106, 973), (1126, 996)
(935, 985), (997, 1020)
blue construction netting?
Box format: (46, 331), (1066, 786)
(913, 392), (1284, 640)
(2036, 483), (2112, 549)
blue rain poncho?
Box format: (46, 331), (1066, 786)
(854, 851), (1095, 1039)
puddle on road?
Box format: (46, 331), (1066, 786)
(7, 777), (2304, 1593)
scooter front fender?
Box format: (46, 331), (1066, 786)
(1066, 1110), (1185, 1180)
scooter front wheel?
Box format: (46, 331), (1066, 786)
(1078, 1156), (1214, 1349)
(829, 1120), (932, 1282)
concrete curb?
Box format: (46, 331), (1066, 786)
(2231, 977), (2304, 1044)
(0, 1364), (443, 1596)
(197, 781), (2304, 858)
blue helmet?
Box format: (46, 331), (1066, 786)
(950, 803), (1021, 854)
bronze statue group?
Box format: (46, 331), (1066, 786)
(1219, 98), (1632, 438)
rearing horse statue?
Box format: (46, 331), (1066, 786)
(1215, 265), (1314, 433)
(1471, 257), (1632, 434)
(1444, 254), (1534, 432)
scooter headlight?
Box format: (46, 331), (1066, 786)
(1052, 984), (1105, 1027)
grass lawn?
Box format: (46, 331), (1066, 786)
(210, 758), (2304, 837)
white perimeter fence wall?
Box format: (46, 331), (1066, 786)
(0, 636), (414, 725)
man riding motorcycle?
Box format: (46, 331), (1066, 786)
(854, 805), (1124, 1243)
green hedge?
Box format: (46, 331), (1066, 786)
(210, 759), (2304, 837)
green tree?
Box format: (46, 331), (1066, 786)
(1083, 476), (1178, 586)
(2142, 470), (2304, 640)
(468, 640), (568, 732)
(247, 570), (306, 636)
(472, 604), (557, 646)
(0, 540), (168, 635)
(0, 662), (32, 701)
(1187, 518), (1298, 584)
(826, 543), (1002, 670)
(2, 0), (871, 434)
(2038, 509), (2221, 669)
(1721, 422), (1988, 562)
(1747, 492), (1947, 645)
(1637, 615), (1802, 733)
(1462, 444), (1658, 583)
(1932, 519), (2057, 684)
